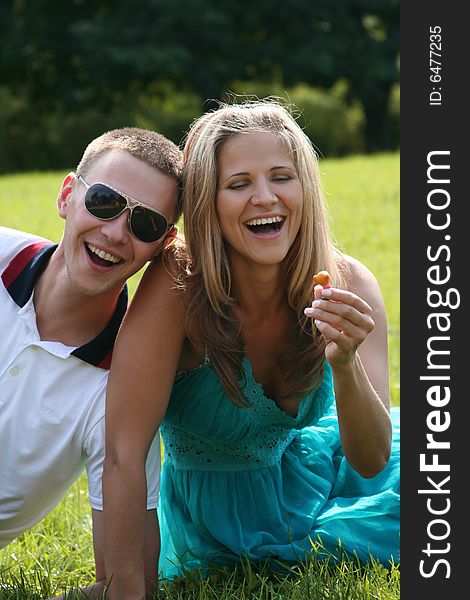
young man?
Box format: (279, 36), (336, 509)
(0, 127), (182, 593)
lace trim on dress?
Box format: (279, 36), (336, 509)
(162, 359), (334, 472)
(175, 350), (210, 382)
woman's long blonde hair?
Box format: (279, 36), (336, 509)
(182, 99), (347, 405)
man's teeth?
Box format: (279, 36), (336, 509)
(87, 243), (121, 264)
(245, 216), (284, 226)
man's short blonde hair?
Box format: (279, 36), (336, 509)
(76, 127), (183, 219)
(77, 127), (182, 179)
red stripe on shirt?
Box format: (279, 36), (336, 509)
(97, 350), (113, 370)
(1, 242), (49, 289)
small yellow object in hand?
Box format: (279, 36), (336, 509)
(313, 270), (331, 288)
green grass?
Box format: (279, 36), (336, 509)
(0, 153), (400, 598)
(319, 153), (400, 406)
(0, 498), (400, 599)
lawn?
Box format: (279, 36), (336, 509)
(0, 152), (400, 599)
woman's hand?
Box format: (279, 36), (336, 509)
(304, 285), (375, 365)
(306, 257), (392, 477)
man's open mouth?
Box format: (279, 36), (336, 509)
(85, 243), (122, 266)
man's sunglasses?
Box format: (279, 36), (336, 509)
(76, 175), (173, 243)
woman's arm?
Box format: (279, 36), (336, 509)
(103, 256), (186, 600)
(305, 254), (392, 478)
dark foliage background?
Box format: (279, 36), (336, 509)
(0, 0), (399, 173)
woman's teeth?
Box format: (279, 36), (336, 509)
(245, 216), (284, 226)
(86, 243), (121, 264)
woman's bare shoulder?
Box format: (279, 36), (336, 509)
(340, 253), (385, 308)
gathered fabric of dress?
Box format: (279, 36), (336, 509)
(158, 358), (400, 578)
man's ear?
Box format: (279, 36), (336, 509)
(150, 226), (178, 260)
(163, 225), (178, 249)
(57, 173), (76, 219)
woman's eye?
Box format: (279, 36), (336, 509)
(273, 175), (291, 182)
(229, 181), (248, 190)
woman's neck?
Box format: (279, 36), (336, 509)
(230, 257), (286, 317)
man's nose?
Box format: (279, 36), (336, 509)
(100, 210), (131, 243)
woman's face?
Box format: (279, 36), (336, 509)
(216, 131), (303, 267)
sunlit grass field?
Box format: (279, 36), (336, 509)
(0, 152), (399, 599)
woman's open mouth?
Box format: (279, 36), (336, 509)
(244, 216), (286, 236)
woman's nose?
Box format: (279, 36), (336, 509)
(250, 180), (277, 207)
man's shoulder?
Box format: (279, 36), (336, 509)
(0, 226), (52, 272)
(0, 226), (50, 256)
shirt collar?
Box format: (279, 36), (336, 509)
(1, 241), (128, 369)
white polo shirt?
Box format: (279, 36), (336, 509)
(0, 226), (160, 549)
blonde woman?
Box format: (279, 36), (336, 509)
(102, 101), (400, 599)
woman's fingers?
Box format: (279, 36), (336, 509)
(305, 290), (374, 331)
(308, 300), (374, 333)
(320, 287), (373, 315)
(305, 287), (375, 364)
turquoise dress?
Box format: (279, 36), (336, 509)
(158, 358), (400, 578)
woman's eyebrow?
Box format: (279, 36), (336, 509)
(221, 165), (295, 183)
(221, 171), (250, 183)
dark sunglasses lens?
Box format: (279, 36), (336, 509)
(85, 185), (126, 219)
(131, 206), (168, 243)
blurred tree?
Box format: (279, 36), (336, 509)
(1, 0), (398, 166)
(166, 0), (400, 150)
